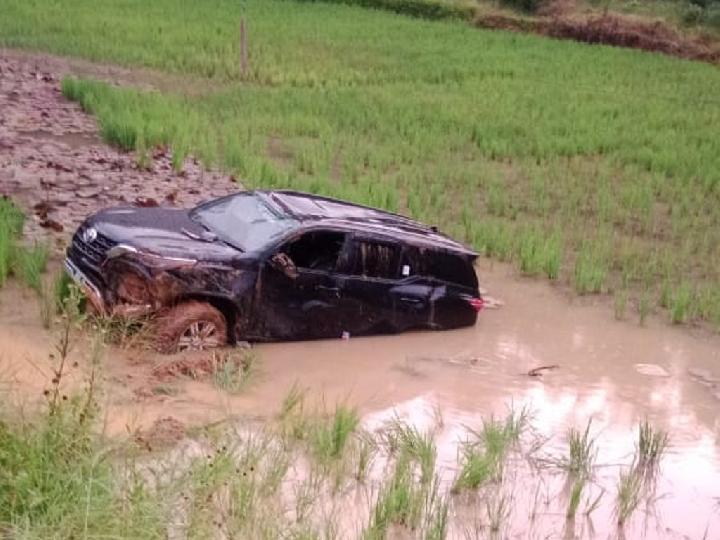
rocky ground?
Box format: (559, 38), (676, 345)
(0, 53), (239, 249)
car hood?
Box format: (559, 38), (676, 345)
(86, 206), (241, 261)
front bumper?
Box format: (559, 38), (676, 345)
(64, 257), (107, 315)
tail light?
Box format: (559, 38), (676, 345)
(467, 297), (484, 312)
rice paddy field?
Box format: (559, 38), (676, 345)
(2, 0), (720, 328)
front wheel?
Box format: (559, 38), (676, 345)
(155, 301), (228, 354)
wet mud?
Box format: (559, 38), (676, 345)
(0, 54), (238, 246)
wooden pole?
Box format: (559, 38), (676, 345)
(240, 18), (248, 78)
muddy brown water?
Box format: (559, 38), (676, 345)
(1, 259), (719, 538)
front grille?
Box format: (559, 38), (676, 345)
(67, 225), (117, 285)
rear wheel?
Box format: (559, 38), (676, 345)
(155, 301), (227, 354)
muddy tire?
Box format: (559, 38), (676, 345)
(155, 301), (227, 354)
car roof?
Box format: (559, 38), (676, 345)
(257, 190), (477, 257)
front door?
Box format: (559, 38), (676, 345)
(258, 230), (351, 340)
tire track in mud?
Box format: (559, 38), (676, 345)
(0, 52), (239, 248)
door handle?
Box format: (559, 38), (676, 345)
(400, 296), (423, 305)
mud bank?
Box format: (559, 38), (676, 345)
(475, 12), (720, 64)
(0, 54), (238, 246)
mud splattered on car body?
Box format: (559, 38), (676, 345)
(65, 190), (483, 352)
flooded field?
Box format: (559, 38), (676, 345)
(1, 258), (718, 538)
(1, 50), (719, 540)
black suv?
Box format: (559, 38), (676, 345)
(65, 190), (483, 352)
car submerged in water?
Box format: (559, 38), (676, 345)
(65, 190), (483, 353)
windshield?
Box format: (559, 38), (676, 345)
(190, 193), (297, 252)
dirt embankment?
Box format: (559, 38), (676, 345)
(476, 11), (720, 63)
(0, 54), (238, 247)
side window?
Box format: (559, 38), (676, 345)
(347, 240), (401, 279)
(283, 231), (346, 272)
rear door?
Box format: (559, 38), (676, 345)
(338, 237), (432, 335)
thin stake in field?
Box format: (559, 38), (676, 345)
(240, 18), (249, 79)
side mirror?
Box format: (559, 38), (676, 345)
(270, 252), (299, 280)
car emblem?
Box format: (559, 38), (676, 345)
(82, 227), (98, 243)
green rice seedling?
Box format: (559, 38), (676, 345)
(53, 270), (73, 311)
(0, 198), (24, 287)
(212, 350), (258, 393)
(637, 420), (669, 468)
(566, 476), (586, 520)
(421, 478), (449, 540)
(309, 404), (359, 463)
(39, 280), (55, 330)
(453, 407), (528, 492)
(638, 289), (652, 326)
(562, 421), (596, 478)
(670, 281), (695, 324)
(365, 452), (425, 537)
(279, 383), (309, 440)
(452, 444), (497, 492)
(584, 487), (605, 517)
(486, 491), (511, 534)
(384, 419), (437, 485)
(353, 430), (378, 482)
(615, 467), (642, 526)
(573, 244), (608, 295)
(13, 242), (49, 294)
(614, 289), (629, 320)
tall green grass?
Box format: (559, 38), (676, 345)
(2, 0), (720, 326)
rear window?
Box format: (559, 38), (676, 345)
(401, 247), (477, 287)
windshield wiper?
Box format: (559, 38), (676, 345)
(181, 227), (218, 243)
